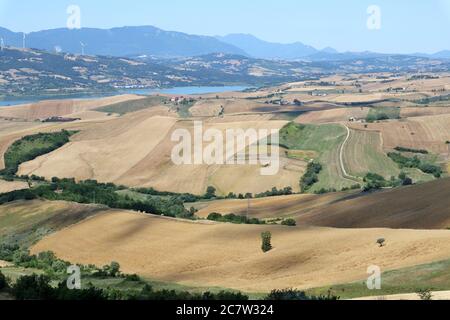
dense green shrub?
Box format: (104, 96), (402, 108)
(281, 219), (297, 227)
(0, 179), (193, 219)
(300, 162), (322, 192)
(261, 232), (273, 253)
(255, 187), (293, 198)
(394, 146), (429, 154)
(265, 289), (339, 300)
(207, 213), (265, 225)
(0, 271), (9, 290)
(13, 274), (55, 300)
(388, 152), (442, 178)
(363, 173), (389, 191)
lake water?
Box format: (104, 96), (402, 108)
(0, 86), (250, 107)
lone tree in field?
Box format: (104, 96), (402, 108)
(205, 186), (217, 199)
(377, 238), (386, 247)
(261, 232), (273, 253)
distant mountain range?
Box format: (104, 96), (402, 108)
(0, 25), (449, 61)
(216, 34), (318, 60)
(0, 26), (246, 58)
(1, 47), (449, 98)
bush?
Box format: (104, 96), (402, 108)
(255, 187), (293, 198)
(124, 274), (141, 282)
(388, 152), (442, 178)
(261, 232), (272, 253)
(281, 219), (297, 227)
(377, 238), (386, 247)
(394, 146), (429, 154)
(205, 186), (217, 199)
(13, 274), (54, 300)
(265, 289), (339, 300)
(109, 261), (121, 277)
(417, 288), (433, 301)
(207, 212), (265, 225)
(363, 173), (388, 191)
(300, 162), (322, 192)
(0, 271), (10, 290)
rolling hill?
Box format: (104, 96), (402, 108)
(30, 207), (450, 292)
(196, 178), (450, 230)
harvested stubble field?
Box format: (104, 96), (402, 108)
(15, 108), (289, 195)
(30, 207), (450, 292)
(349, 114), (450, 154)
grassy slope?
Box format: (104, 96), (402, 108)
(306, 258), (450, 300)
(343, 129), (399, 179)
(280, 123), (354, 192)
(0, 200), (104, 247)
(0, 200), (253, 298)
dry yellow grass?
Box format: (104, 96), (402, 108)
(18, 114), (178, 185)
(349, 114), (450, 154)
(191, 98), (269, 115)
(208, 152), (305, 195)
(15, 109), (289, 194)
(0, 260), (13, 268)
(31, 210), (450, 292)
(0, 95), (144, 121)
(0, 180), (29, 193)
(295, 107), (370, 124)
(400, 107), (450, 118)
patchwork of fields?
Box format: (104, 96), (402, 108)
(1, 74), (450, 299)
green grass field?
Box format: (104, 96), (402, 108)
(306, 258), (450, 299)
(280, 123), (355, 192)
(343, 129), (399, 179)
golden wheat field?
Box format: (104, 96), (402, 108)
(30, 208), (450, 292)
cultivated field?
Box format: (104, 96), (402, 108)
(0, 200), (105, 247)
(1, 73), (450, 298)
(342, 129), (399, 179)
(349, 114), (450, 154)
(15, 108), (289, 195)
(295, 107), (370, 124)
(0, 179), (29, 193)
(0, 95), (145, 121)
(31, 209), (450, 292)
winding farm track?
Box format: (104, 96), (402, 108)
(339, 124), (360, 182)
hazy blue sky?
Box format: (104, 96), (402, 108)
(0, 0), (449, 53)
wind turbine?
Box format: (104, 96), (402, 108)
(80, 41), (86, 55)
